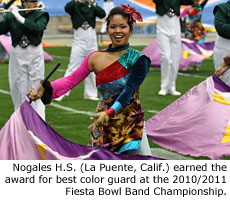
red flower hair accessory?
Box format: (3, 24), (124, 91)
(120, 4), (143, 23)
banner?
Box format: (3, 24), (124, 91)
(0, 100), (161, 160)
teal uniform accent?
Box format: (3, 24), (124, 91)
(111, 101), (122, 113)
(118, 140), (141, 153)
(118, 48), (146, 71)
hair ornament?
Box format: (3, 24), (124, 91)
(120, 4), (143, 23)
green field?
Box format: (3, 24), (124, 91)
(1, 45), (227, 159)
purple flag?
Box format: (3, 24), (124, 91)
(142, 38), (214, 70)
(0, 101), (161, 160)
(146, 75), (230, 160)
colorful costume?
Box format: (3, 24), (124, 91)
(0, 101), (160, 160)
(91, 48), (149, 153)
(44, 45), (150, 154)
(180, 0), (208, 43)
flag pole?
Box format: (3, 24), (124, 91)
(42, 62), (61, 85)
(27, 63), (61, 103)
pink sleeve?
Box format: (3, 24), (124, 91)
(51, 51), (95, 98)
(179, 7), (191, 18)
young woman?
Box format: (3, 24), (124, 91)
(29, 5), (151, 156)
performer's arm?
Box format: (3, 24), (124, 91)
(179, 7), (191, 18)
(28, 51), (95, 103)
(106, 56), (149, 117)
(11, 6), (49, 32)
(23, 13), (49, 32)
(65, 0), (77, 15)
(94, 3), (106, 18)
(50, 51), (95, 98)
(29, 51), (95, 103)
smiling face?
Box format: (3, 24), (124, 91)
(107, 14), (132, 48)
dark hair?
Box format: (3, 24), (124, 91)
(106, 7), (134, 31)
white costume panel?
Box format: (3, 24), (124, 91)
(9, 44), (45, 120)
(138, 122), (152, 156)
(100, 0), (114, 33)
(64, 27), (97, 98)
(156, 14), (181, 91)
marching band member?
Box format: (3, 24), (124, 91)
(153, 0), (194, 96)
(0, 0), (49, 120)
(56, 0), (106, 101)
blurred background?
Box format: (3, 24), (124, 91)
(2, 0), (222, 45)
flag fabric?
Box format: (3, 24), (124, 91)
(0, 101), (161, 160)
(142, 38), (214, 70)
(0, 35), (53, 62)
(146, 74), (230, 160)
